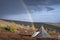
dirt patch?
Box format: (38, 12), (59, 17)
(0, 30), (58, 40)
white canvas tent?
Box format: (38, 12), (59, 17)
(32, 26), (51, 38)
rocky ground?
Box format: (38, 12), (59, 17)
(0, 30), (59, 40)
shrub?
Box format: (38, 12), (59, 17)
(9, 27), (16, 32)
(0, 25), (16, 32)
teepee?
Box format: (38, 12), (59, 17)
(32, 25), (51, 38)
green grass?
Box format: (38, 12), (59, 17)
(0, 25), (17, 32)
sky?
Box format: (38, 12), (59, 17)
(0, 0), (60, 22)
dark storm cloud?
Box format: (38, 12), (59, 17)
(0, 0), (26, 17)
(46, 7), (54, 11)
(24, 0), (60, 6)
(28, 6), (54, 12)
(23, 0), (56, 11)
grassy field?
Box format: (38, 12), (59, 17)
(0, 19), (60, 40)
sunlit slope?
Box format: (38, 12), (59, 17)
(0, 19), (60, 31)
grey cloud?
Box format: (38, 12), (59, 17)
(23, 0), (55, 12)
(24, 0), (60, 6)
(28, 6), (42, 12)
(46, 7), (54, 11)
(28, 6), (54, 12)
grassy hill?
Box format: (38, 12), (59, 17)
(0, 19), (60, 32)
(0, 19), (60, 40)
